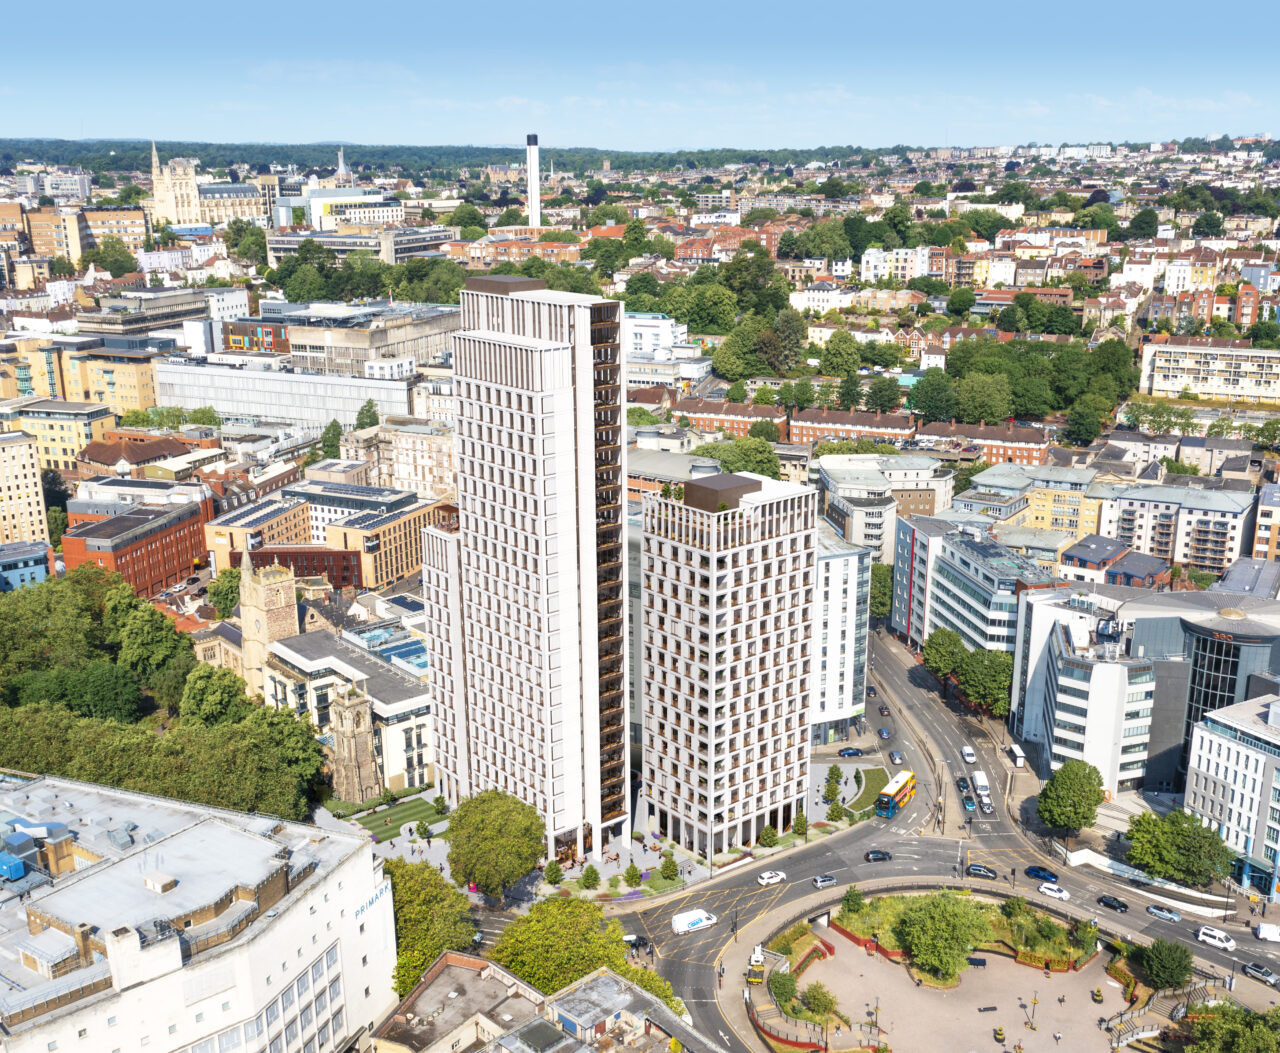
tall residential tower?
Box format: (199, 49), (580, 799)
(422, 276), (625, 859)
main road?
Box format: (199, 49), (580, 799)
(613, 632), (1274, 1052)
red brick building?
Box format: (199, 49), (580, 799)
(233, 545), (363, 589)
(670, 398), (789, 440)
(917, 420), (1051, 466)
(788, 408), (916, 445)
(61, 502), (213, 596)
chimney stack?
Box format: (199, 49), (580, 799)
(526, 134), (541, 229)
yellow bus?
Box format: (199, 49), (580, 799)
(875, 770), (917, 818)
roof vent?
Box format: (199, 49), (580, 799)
(144, 871), (177, 894)
(1218, 608), (1247, 620)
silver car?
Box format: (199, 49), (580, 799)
(812, 874), (838, 890)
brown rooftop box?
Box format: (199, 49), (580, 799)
(683, 474), (761, 513)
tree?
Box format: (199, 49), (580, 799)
(1192, 211), (1224, 238)
(758, 825), (778, 847)
(448, 202), (487, 230)
(446, 790), (546, 903)
(186, 406), (222, 427)
(41, 469), (70, 512)
(1140, 938), (1193, 990)
(909, 368), (957, 423)
(864, 375), (902, 413)
(623, 861), (643, 888)
(47, 507), (68, 548)
(1126, 809), (1236, 886)
(922, 629), (967, 681)
(842, 885), (865, 914)
(820, 330), (860, 378)
(180, 665), (252, 724)
(752, 386), (777, 406)
(1128, 209), (1159, 239)
(691, 438), (781, 479)
(956, 372), (1013, 425)
(793, 810), (809, 842)
(748, 420), (780, 442)
(494, 207), (527, 227)
(837, 375), (862, 411)
(725, 380), (748, 403)
(79, 235), (138, 278)
(207, 567), (241, 619)
(320, 419), (342, 458)
(1205, 416), (1235, 438)
(869, 563), (892, 620)
(490, 899), (626, 993)
(384, 859), (476, 996)
(10, 661), (142, 722)
(792, 377), (816, 411)
(768, 971), (797, 1004)
(946, 288), (976, 318)
(543, 859), (563, 885)
(801, 982), (837, 1017)
(48, 256), (76, 278)
(826, 801), (845, 822)
(1186, 1004), (1280, 1051)
(1064, 402), (1102, 446)
(117, 605), (189, 683)
(774, 308), (807, 362)
(355, 399), (379, 430)
(956, 649), (1012, 716)
(894, 891), (991, 980)
(660, 855), (679, 881)
(1037, 760), (1105, 834)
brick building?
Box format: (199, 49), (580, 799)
(917, 420), (1051, 466)
(669, 398), (789, 440)
(788, 408), (916, 445)
(61, 501), (213, 596)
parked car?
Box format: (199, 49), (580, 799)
(878, 704), (890, 716)
(956, 776), (971, 794)
(1038, 883), (1070, 901)
(838, 747), (863, 758)
(878, 728), (892, 740)
(171, 583), (187, 594)
(812, 874), (838, 890)
(1196, 926), (1237, 951)
(966, 863), (997, 880)
(1243, 962), (1280, 987)
(1147, 905), (1181, 923)
(867, 686), (878, 698)
(864, 850), (892, 863)
(757, 871), (786, 886)
(186, 575), (200, 586)
(1097, 895), (1129, 914)
(1025, 865), (1058, 884)
(962, 794), (976, 812)
(888, 751), (905, 765)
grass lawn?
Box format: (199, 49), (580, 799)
(848, 767), (889, 812)
(350, 797), (442, 836)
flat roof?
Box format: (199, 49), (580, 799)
(271, 632), (427, 707)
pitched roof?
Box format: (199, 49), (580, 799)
(78, 436), (190, 466)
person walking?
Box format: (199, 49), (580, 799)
(1053, 1033), (1062, 1045)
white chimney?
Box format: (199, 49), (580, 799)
(526, 134), (540, 228)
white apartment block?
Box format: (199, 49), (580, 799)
(621, 312), (689, 356)
(813, 526), (871, 745)
(1141, 337), (1280, 403)
(1100, 484), (1257, 573)
(0, 774), (396, 1053)
(788, 282), (854, 314)
(859, 246), (929, 284)
(422, 276), (627, 860)
(0, 432), (48, 545)
(640, 473), (816, 856)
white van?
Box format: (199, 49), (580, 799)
(1256, 922), (1280, 942)
(1196, 925), (1237, 952)
(971, 770), (990, 796)
(961, 746), (977, 765)
(671, 909), (718, 935)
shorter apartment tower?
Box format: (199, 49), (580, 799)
(0, 432), (48, 545)
(640, 473), (816, 856)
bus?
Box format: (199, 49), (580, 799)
(875, 770), (917, 818)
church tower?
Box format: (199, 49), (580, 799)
(238, 551), (300, 699)
(329, 683), (379, 803)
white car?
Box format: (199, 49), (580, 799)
(1196, 926), (1237, 952)
(1038, 882), (1070, 901)
(757, 870), (786, 886)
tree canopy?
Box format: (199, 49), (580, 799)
(894, 891), (991, 980)
(385, 859), (476, 996)
(445, 790), (546, 903)
(921, 629), (967, 681)
(690, 437), (781, 479)
(1037, 760), (1105, 834)
(1126, 809), (1236, 886)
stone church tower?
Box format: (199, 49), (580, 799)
(330, 684), (379, 804)
(238, 552), (300, 699)
(150, 141), (201, 226)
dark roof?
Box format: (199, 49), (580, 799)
(1107, 552), (1169, 579)
(792, 407), (915, 430)
(1063, 534), (1127, 563)
(918, 420), (1048, 444)
(78, 437), (190, 466)
(671, 398), (785, 419)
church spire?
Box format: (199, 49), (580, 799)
(151, 140), (160, 175)
(241, 548), (253, 576)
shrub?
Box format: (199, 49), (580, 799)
(624, 862), (643, 887)
(802, 982), (837, 1016)
(1001, 896), (1027, 919)
(759, 825), (778, 847)
(768, 971), (797, 1003)
(842, 886), (864, 914)
(543, 860), (563, 885)
(660, 856), (679, 881)
(580, 864), (600, 890)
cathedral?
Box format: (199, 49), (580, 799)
(149, 142), (266, 227)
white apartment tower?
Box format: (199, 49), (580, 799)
(640, 473), (816, 857)
(422, 276), (626, 860)
(526, 134), (541, 228)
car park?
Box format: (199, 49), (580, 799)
(878, 728), (891, 740)
(838, 747), (863, 757)
(864, 850), (892, 863)
(812, 874), (838, 890)
(1196, 926), (1237, 951)
(1147, 905), (1181, 923)
(888, 751), (905, 765)
(1038, 883), (1070, 901)
(962, 794), (976, 812)
(757, 871), (786, 886)
(1025, 865), (1058, 883)
(1243, 962), (1280, 987)
(1097, 895), (1129, 914)
(966, 863), (997, 880)
(956, 776), (971, 793)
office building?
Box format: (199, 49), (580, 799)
(258, 301), (459, 375)
(76, 288), (220, 337)
(61, 500), (214, 596)
(640, 473), (816, 855)
(0, 772), (395, 1053)
(0, 397), (115, 472)
(265, 227), (456, 267)
(204, 497), (311, 574)
(280, 480), (420, 544)
(0, 432), (48, 545)
(422, 276), (626, 860)
(0, 540), (49, 591)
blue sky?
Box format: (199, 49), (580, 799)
(8, 0), (1277, 151)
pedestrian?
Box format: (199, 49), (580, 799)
(1054, 1033), (1062, 1045)
(438, 863), (444, 874)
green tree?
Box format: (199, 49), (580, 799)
(801, 982), (837, 1016)
(320, 419), (342, 458)
(48, 256), (76, 277)
(792, 377), (816, 411)
(660, 855), (679, 881)
(946, 287), (976, 318)
(448, 202), (487, 230)
(820, 330), (860, 378)
(956, 649), (1012, 716)
(179, 665), (252, 724)
(922, 629), (967, 681)
(768, 971), (797, 1004)
(894, 891), (992, 980)
(186, 406), (222, 427)
(627, 407), (661, 426)
(494, 207), (527, 227)
(385, 859), (477, 996)
(543, 859), (563, 885)
(752, 386), (777, 406)
(1192, 211), (1224, 238)
(117, 605), (189, 683)
(837, 374), (862, 411)
(47, 507), (68, 548)
(748, 420), (780, 442)
(623, 861), (643, 888)
(490, 899), (627, 993)
(1205, 416), (1235, 438)
(842, 885), (865, 914)
(690, 437), (781, 479)
(207, 567), (241, 619)
(42, 469), (70, 512)
(758, 824), (778, 847)
(446, 789), (546, 904)
(725, 380), (748, 403)
(956, 372), (1013, 425)
(773, 308), (807, 362)
(1140, 938), (1193, 990)
(869, 563), (893, 620)
(826, 801), (845, 822)
(1037, 760), (1105, 834)
(793, 810), (809, 842)
(79, 235), (138, 278)
(11, 661), (142, 722)
(1064, 402), (1102, 446)
(909, 368), (958, 423)
(1126, 809), (1236, 886)
(1127, 209), (1159, 239)
(355, 399), (379, 430)
(864, 375), (903, 413)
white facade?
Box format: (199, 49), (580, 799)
(812, 527), (870, 745)
(621, 312), (689, 357)
(0, 777), (396, 1053)
(1142, 338), (1280, 404)
(422, 277), (626, 859)
(859, 246), (929, 284)
(788, 283), (853, 314)
(1100, 484), (1257, 573)
(203, 287), (251, 322)
(640, 474), (816, 855)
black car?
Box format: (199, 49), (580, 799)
(186, 575), (201, 586)
(867, 686), (878, 698)
(864, 849), (892, 863)
(1097, 894), (1129, 914)
(956, 776), (971, 794)
(1025, 865), (1058, 883)
(966, 863), (997, 880)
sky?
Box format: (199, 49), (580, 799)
(8, 0), (1278, 153)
